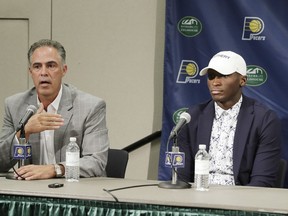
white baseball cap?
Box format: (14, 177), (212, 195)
(199, 51), (247, 76)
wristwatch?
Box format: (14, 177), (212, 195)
(54, 164), (63, 177)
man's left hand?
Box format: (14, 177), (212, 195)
(14, 164), (56, 180)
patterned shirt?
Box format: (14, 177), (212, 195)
(209, 96), (242, 185)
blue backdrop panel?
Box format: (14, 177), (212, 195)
(159, 0), (288, 188)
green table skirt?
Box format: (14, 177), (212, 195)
(0, 194), (285, 216)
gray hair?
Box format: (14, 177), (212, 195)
(28, 39), (66, 65)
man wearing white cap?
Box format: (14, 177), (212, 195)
(178, 51), (281, 187)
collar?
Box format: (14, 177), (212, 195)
(37, 85), (63, 112)
(214, 95), (243, 120)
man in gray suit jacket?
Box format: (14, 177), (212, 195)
(0, 39), (109, 180)
(177, 51), (281, 187)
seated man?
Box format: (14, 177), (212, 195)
(178, 51), (281, 187)
(0, 39), (109, 180)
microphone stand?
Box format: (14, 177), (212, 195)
(18, 126), (27, 168)
(158, 136), (191, 189)
(6, 125), (28, 180)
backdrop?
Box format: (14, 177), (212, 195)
(159, 0), (288, 188)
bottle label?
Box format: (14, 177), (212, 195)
(195, 160), (209, 175)
(66, 152), (79, 166)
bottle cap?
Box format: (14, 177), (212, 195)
(199, 144), (206, 149)
(70, 137), (76, 142)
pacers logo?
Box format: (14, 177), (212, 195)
(16, 147), (24, 156)
(176, 60), (200, 84)
(242, 17), (265, 41)
(13, 145), (32, 159)
(165, 152), (185, 168)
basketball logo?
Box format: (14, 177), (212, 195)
(186, 63), (197, 76)
(242, 17), (265, 40)
(176, 60), (199, 83)
(17, 148), (23, 155)
(249, 20), (262, 33)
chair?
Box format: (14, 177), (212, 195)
(275, 159), (287, 188)
(106, 149), (129, 178)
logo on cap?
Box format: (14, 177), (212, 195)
(242, 17), (265, 41)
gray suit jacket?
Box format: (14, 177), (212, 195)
(0, 84), (109, 177)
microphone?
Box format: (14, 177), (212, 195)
(6, 105), (37, 180)
(158, 111), (192, 189)
(168, 112), (191, 140)
(13, 105), (37, 174)
(15, 105), (37, 132)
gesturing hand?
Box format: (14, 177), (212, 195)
(22, 103), (64, 139)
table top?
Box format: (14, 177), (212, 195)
(0, 176), (288, 214)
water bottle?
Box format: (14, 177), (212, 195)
(65, 137), (80, 182)
(194, 144), (209, 191)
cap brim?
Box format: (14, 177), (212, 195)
(199, 66), (236, 76)
(199, 67), (209, 76)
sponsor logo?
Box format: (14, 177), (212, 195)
(173, 108), (189, 124)
(242, 17), (265, 41)
(178, 16), (202, 37)
(246, 65), (267, 86)
(176, 60), (201, 84)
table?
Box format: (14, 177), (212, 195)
(0, 176), (288, 215)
